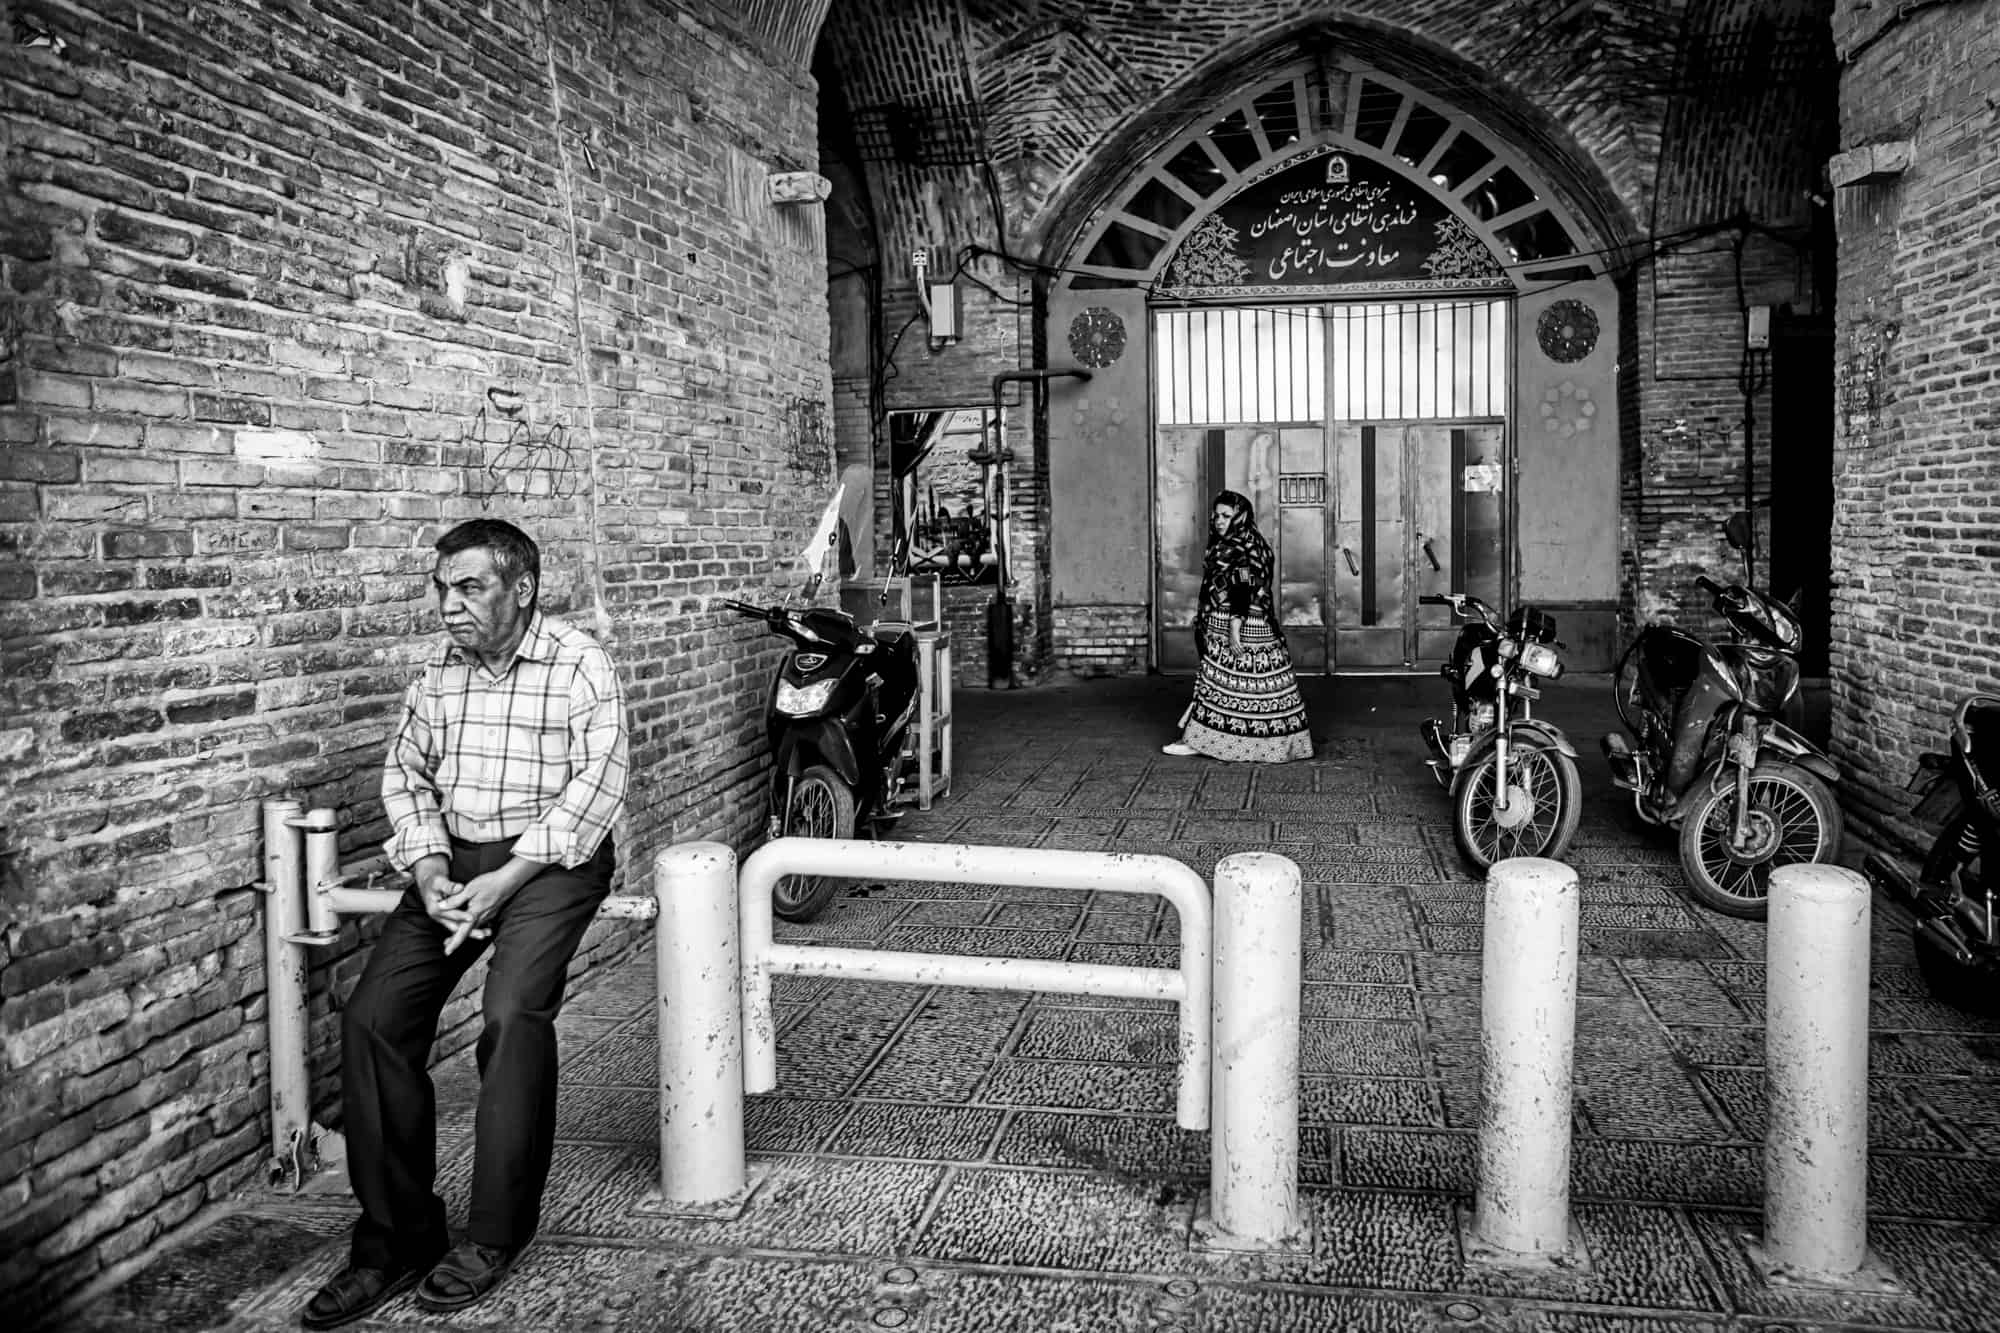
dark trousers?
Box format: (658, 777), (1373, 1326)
(340, 836), (612, 1268)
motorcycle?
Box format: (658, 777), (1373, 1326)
(720, 595), (921, 921)
(720, 488), (923, 922)
(1419, 592), (1581, 868)
(1864, 694), (2000, 1017)
(1600, 516), (1842, 918)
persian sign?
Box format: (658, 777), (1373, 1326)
(1158, 146), (1507, 297)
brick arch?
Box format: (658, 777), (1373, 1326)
(1057, 64), (1612, 296)
(1035, 28), (1637, 293)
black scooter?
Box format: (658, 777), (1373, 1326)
(1601, 517), (1842, 918)
(721, 597), (921, 921)
(1419, 592), (1580, 868)
(1865, 694), (2000, 1017)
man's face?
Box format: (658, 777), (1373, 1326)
(433, 546), (532, 657)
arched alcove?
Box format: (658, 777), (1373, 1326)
(1039, 51), (1627, 674)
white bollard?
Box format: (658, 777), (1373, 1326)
(1763, 862), (1871, 1276)
(653, 842), (746, 1204)
(1210, 851), (1303, 1244)
(1472, 856), (1579, 1258)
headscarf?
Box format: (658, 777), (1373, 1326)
(1197, 489), (1276, 624)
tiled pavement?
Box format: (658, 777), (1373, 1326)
(58, 676), (2000, 1332)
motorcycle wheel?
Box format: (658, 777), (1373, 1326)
(1452, 743), (1583, 870)
(1678, 762), (1843, 920)
(773, 764), (856, 923)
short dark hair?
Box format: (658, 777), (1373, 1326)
(436, 519), (540, 606)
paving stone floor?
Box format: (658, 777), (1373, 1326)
(56, 675), (2000, 1332)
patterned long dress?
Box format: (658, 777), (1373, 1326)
(1181, 496), (1314, 762)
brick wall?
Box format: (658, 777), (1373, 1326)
(1620, 235), (1799, 637)
(0, 0), (827, 1321)
(1053, 604), (1151, 677)
(1827, 0), (2000, 852)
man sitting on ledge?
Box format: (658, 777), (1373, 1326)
(303, 518), (628, 1329)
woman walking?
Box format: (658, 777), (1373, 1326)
(1163, 489), (1315, 762)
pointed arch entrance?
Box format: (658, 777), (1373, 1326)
(1047, 56), (1620, 674)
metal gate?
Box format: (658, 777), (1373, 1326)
(1154, 302), (1509, 672)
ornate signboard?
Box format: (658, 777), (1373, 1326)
(1157, 145), (1507, 298)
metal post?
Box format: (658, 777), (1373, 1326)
(654, 841), (746, 1204)
(260, 798), (311, 1177)
(1472, 856), (1579, 1259)
(918, 632), (937, 810)
(1210, 851), (1303, 1244)
(299, 807), (341, 940)
(938, 635), (954, 786)
(1763, 862), (1871, 1276)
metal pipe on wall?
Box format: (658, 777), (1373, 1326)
(259, 798), (313, 1186)
(299, 807), (343, 942)
(260, 802), (657, 1190)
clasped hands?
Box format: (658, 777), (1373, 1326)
(414, 857), (534, 955)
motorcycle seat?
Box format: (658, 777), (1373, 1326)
(868, 621), (920, 698)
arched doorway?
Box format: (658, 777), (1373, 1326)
(1046, 57), (1621, 674)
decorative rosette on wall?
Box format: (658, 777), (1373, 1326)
(1539, 379), (1597, 439)
(1067, 307), (1128, 368)
(1535, 299), (1600, 363)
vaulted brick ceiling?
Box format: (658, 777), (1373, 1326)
(815, 0), (1835, 270)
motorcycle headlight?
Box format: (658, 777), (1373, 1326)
(775, 678), (837, 715)
(1517, 641), (1564, 680)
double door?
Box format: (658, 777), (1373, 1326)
(1155, 421), (1504, 672)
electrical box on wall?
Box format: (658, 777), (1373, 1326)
(928, 282), (960, 341)
(1747, 305), (1771, 349)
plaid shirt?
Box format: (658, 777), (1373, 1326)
(382, 612), (628, 870)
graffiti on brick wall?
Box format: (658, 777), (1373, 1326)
(1837, 318), (1898, 437)
(466, 388), (581, 506)
(783, 393), (831, 478)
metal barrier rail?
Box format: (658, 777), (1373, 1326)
(737, 837), (1213, 1131)
(257, 799), (656, 1190)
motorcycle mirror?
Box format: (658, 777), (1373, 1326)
(1723, 511), (1752, 552)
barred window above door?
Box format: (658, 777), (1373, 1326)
(1155, 299), (1509, 426)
